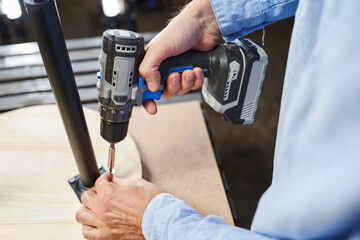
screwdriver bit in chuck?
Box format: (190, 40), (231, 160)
(108, 143), (115, 179)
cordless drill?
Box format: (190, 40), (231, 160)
(97, 29), (268, 174)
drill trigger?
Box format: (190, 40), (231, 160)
(142, 89), (162, 102)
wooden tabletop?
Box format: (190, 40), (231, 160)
(0, 106), (142, 239)
(130, 101), (234, 225)
(0, 101), (233, 239)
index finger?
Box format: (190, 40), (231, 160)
(81, 187), (97, 210)
(142, 99), (158, 115)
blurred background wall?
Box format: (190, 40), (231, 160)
(1, 0), (294, 229)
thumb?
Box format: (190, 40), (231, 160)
(112, 175), (126, 185)
(94, 172), (112, 189)
(139, 41), (171, 92)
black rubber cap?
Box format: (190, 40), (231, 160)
(100, 119), (129, 144)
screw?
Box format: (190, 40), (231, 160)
(69, 177), (75, 183)
(98, 163), (103, 169)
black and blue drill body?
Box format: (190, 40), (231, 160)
(97, 29), (268, 144)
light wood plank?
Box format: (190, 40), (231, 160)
(0, 105), (142, 239)
(0, 74), (98, 97)
(0, 37), (101, 57)
(129, 101), (234, 225)
(0, 49), (100, 70)
(0, 60), (99, 82)
(0, 87), (97, 111)
(0, 32), (157, 57)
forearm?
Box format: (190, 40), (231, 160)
(142, 193), (274, 240)
(210, 0), (299, 41)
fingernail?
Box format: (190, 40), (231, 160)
(186, 75), (192, 82)
(172, 75), (180, 85)
(196, 70), (202, 79)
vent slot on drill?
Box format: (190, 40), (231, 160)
(223, 61), (240, 101)
(114, 95), (128, 103)
(223, 70), (237, 101)
(128, 72), (133, 88)
(112, 70), (117, 86)
(240, 102), (254, 119)
(116, 44), (137, 53)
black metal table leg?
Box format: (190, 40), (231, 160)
(25, 0), (100, 201)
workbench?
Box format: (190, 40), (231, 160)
(0, 36), (235, 238)
(130, 101), (233, 224)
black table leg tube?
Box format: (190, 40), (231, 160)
(25, 0), (100, 190)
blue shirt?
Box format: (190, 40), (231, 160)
(142, 0), (360, 239)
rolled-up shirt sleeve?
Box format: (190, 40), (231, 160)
(210, 0), (299, 41)
(142, 193), (274, 240)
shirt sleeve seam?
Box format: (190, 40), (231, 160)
(260, 1), (298, 14)
(255, 0), (265, 23)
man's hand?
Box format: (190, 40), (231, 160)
(139, 0), (221, 114)
(75, 173), (164, 240)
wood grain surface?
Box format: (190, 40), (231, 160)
(129, 101), (234, 225)
(0, 105), (141, 239)
(0, 101), (234, 239)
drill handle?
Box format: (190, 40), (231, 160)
(158, 49), (213, 88)
(140, 49), (214, 102)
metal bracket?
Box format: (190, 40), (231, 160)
(68, 164), (107, 202)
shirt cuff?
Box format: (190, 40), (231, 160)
(210, 0), (262, 41)
(210, 0), (298, 42)
(141, 193), (186, 239)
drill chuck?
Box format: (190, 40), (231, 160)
(100, 119), (128, 144)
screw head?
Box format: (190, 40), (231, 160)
(97, 163), (103, 169)
(69, 177), (76, 183)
